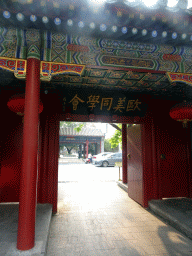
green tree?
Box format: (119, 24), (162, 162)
(109, 124), (122, 149)
(104, 138), (118, 152)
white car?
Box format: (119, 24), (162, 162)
(92, 152), (111, 165)
(95, 152), (122, 167)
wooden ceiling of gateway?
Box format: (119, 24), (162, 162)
(1, 0), (192, 102)
(1, 0), (192, 47)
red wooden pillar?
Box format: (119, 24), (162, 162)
(122, 124), (127, 183)
(17, 58), (40, 250)
(86, 140), (89, 158)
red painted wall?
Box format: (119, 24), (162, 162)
(0, 91), (60, 211)
(153, 100), (191, 199)
(0, 92), (23, 202)
(37, 93), (60, 213)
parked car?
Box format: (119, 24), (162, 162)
(95, 152), (122, 167)
(92, 152), (111, 165)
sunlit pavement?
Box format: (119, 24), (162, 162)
(46, 164), (192, 256)
(58, 163), (121, 183)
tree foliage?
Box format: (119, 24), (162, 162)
(104, 138), (119, 152)
(109, 124), (122, 149)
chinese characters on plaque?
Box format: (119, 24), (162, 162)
(64, 94), (142, 114)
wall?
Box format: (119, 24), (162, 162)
(37, 93), (60, 213)
(153, 99), (191, 199)
(127, 98), (191, 207)
(0, 90), (60, 211)
(0, 91), (23, 202)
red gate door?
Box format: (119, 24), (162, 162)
(127, 124), (144, 206)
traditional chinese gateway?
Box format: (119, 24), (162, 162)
(1, 0), (192, 252)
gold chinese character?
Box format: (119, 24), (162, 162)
(87, 95), (100, 110)
(113, 97), (126, 112)
(126, 99), (141, 111)
(100, 98), (113, 111)
(63, 97), (67, 104)
(63, 97), (67, 111)
(69, 94), (84, 111)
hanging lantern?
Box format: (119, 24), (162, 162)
(7, 94), (43, 116)
(169, 101), (192, 128)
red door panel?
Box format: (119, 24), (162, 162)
(127, 124), (144, 206)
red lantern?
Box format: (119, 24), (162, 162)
(169, 101), (192, 128)
(7, 94), (43, 116)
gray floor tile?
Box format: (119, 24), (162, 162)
(46, 181), (192, 256)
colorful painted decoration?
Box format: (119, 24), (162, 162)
(42, 16), (49, 23)
(67, 19), (73, 26)
(100, 24), (107, 31)
(54, 18), (61, 25)
(0, 57), (27, 79)
(30, 15), (37, 22)
(3, 11), (10, 18)
(16, 13), (24, 21)
(152, 30), (157, 37)
(172, 32), (177, 39)
(40, 62), (85, 81)
(78, 21), (84, 28)
(132, 28), (138, 34)
(89, 22), (95, 29)
(162, 31), (167, 37)
(142, 29), (147, 36)
(167, 72), (192, 85)
(122, 27), (127, 33)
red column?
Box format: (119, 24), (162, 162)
(17, 58), (40, 250)
(122, 124), (127, 183)
(86, 140), (89, 159)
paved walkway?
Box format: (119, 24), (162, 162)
(46, 181), (192, 256)
(59, 158), (84, 164)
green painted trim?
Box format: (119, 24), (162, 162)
(16, 29), (22, 47)
(27, 45), (40, 59)
(180, 62), (185, 73)
(72, 36), (78, 45)
(42, 31), (46, 49)
(46, 48), (51, 62)
(67, 50), (71, 63)
(75, 52), (81, 64)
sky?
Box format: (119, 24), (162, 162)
(94, 123), (116, 139)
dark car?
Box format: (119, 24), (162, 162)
(95, 152), (122, 167)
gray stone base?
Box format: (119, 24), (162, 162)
(148, 198), (192, 240)
(116, 181), (128, 193)
(0, 203), (52, 256)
